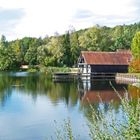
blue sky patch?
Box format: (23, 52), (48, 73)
(74, 9), (93, 19)
(0, 8), (25, 22)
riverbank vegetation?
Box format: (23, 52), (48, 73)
(0, 22), (140, 71)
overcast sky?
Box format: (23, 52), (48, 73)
(0, 0), (140, 40)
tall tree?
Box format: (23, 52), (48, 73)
(24, 47), (37, 65)
(70, 32), (80, 65)
(79, 26), (102, 51)
(10, 39), (23, 66)
(0, 35), (8, 48)
(131, 31), (140, 59)
(129, 31), (140, 72)
(37, 45), (49, 65)
(0, 47), (17, 70)
(61, 31), (72, 66)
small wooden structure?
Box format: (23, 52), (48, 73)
(78, 51), (132, 78)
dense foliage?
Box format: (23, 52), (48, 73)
(0, 22), (140, 70)
(130, 31), (140, 72)
(131, 31), (140, 59)
(129, 59), (140, 73)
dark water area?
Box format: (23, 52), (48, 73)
(0, 72), (139, 140)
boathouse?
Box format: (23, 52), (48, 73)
(78, 51), (132, 74)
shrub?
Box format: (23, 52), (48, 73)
(54, 119), (75, 140)
(129, 58), (140, 73)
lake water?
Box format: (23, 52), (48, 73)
(0, 72), (139, 140)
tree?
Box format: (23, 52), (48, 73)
(44, 36), (63, 66)
(24, 47), (37, 65)
(131, 31), (140, 59)
(129, 59), (140, 73)
(44, 56), (56, 66)
(0, 47), (17, 70)
(61, 31), (72, 66)
(70, 32), (80, 65)
(79, 26), (102, 51)
(9, 39), (23, 66)
(0, 35), (8, 48)
(130, 31), (140, 72)
(37, 45), (49, 65)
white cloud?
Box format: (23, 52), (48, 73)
(0, 0), (139, 40)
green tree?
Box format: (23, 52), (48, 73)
(0, 47), (17, 70)
(131, 31), (140, 59)
(9, 39), (24, 66)
(44, 36), (63, 66)
(70, 32), (80, 65)
(37, 45), (49, 65)
(24, 47), (37, 65)
(79, 26), (102, 51)
(44, 56), (57, 66)
(0, 35), (8, 48)
(61, 31), (72, 66)
(100, 27), (113, 51)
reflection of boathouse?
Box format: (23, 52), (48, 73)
(78, 51), (132, 78)
(78, 80), (127, 104)
(81, 90), (125, 103)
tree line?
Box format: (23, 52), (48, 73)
(0, 22), (140, 70)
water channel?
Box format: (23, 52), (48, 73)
(0, 72), (139, 140)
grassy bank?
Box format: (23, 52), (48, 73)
(38, 66), (78, 78)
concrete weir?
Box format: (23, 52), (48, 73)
(115, 73), (140, 84)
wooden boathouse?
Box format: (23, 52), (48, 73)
(78, 50), (132, 78)
(53, 50), (132, 81)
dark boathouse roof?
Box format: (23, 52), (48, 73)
(81, 51), (132, 65)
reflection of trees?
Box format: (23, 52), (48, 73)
(0, 72), (79, 108)
(0, 73), (12, 106)
(47, 82), (78, 107)
(22, 74), (79, 107)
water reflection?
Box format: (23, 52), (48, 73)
(0, 73), (12, 106)
(0, 72), (140, 139)
(78, 79), (140, 124)
(0, 72), (79, 108)
(78, 80), (127, 103)
(115, 76), (140, 98)
(1, 72), (139, 109)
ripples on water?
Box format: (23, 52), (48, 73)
(0, 72), (139, 140)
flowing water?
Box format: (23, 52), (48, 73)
(0, 72), (139, 140)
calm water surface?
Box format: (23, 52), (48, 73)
(0, 72), (139, 140)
